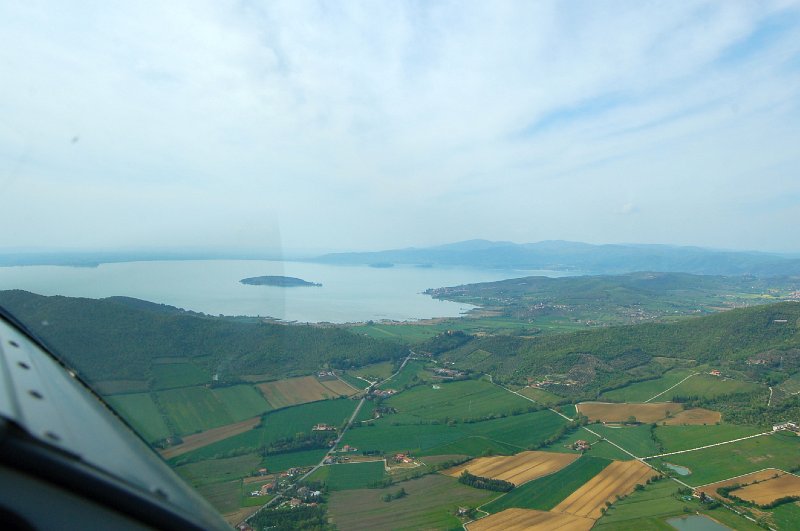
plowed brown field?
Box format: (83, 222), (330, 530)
(467, 508), (594, 531)
(732, 473), (800, 505)
(576, 402), (683, 423)
(444, 451), (579, 486)
(552, 460), (655, 519)
(697, 469), (786, 500)
(662, 408), (721, 425)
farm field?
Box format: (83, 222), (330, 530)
(106, 392), (170, 442)
(257, 375), (349, 408)
(343, 409), (567, 456)
(379, 360), (431, 389)
(212, 385), (272, 419)
(151, 362), (210, 390)
(576, 402), (683, 424)
(697, 469), (788, 500)
(542, 429), (634, 461)
(319, 377), (359, 395)
(338, 372), (369, 390)
(593, 478), (763, 531)
(654, 424), (763, 453)
(600, 369), (697, 402)
(552, 459), (656, 519)
(175, 453), (261, 488)
(734, 473), (800, 505)
(667, 373), (761, 400)
(160, 416), (262, 459)
(661, 407), (720, 425)
(385, 379), (533, 421)
(262, 448), (328, 472)
(517, 386), (563, 405)
(483, 456), (612, 513)
(327, 474), (498, 531)
(196, 479), (242, 515)
(444, 451), (579, 485)
(307, 461), (386, 490)
(171, 399), (357, 463)
(94, 379), (149, 395)
(468, 508), (594, 531)
(349, 361), (395, 381)
(590, 424), (660, 458)
(649, 432), (800, 486)
(156, 386), (237, 435)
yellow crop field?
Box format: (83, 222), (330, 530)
(468, 508), (594, 531)
(445, 451), (579, 486)
(697, 468), (786, 500)
(258, 376), (348, 408)
(160, 416), (262, 459)
(576, 402), (683, 423)
(552, 460), (655, 519)
(320, 378), (359, 396)
(732, 473), (800, 505)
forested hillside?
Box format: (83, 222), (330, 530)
(438, 302), (800, 396)
(0, 290), (407, 383)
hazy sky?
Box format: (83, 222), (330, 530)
(2, 1), (799, 254)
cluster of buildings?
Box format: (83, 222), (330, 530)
(772, 421), (799, 433)
(572, 440), (591, 452)
(369, 388), (397, 399)
(312, 423), (336, 431)
(433, 367), (465, 378)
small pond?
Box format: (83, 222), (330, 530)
(667, 514), (732, 531)
(664, 462), (691, 476)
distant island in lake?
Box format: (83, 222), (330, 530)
(240, 275), (322, 287)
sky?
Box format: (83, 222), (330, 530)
(1, 0), (800, 255)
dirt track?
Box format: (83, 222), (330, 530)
(467, 508), (594, 531)
(445, 451), (579, 486)
(552, 460), (655, 519)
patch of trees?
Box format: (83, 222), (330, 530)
(262, 431), (335, 455)
(458, 471), (514, 492)
(249, 505), (332, 531)
(381, 487), (407, 502)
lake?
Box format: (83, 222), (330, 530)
(0, 260), (571, 322)
(667, 515), (732, 531)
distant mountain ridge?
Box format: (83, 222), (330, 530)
(314, 240), (800, 277)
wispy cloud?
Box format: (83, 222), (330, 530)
(1, 0), (799, 252)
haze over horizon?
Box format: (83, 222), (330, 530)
(2, 1), (800, 254)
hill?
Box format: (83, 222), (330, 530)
(0, 290), (407, 383)
(314, 240), (800, 276)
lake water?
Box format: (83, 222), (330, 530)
(667, 515), (732, 531)
(664, 463), (692, 476)
(0, 260), (571, 322)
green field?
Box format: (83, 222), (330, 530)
(196, 479), (242, 514)
(380, 360), (432, 389)
(262, 449), (328, 472)
(327, 473), (499, 531)
(385, 379), (533, 421)
(350, 361), (396, 381)
(157, 386), (236, 435)
(591, 424), (661, 458)
(542, 428), (633, 461)
(339, 372), (370, 390)
(518, 386), (564, 405)
(649, 431), (800, 486)
(593, 477), (763, 531)
(600, 368), (696, 402)
(654, 424), (763, 453)
(172, 399), (357, 463)
(175, 453), (261, 487)
(106, 393), (170, 442)
(151, 362), (210, 390)
(667, 373), (761, 400)
(343, 409), (566, 456)
(308, 461), (387, 490)
(482, 456), (612, 513)
(212, 385), (272, 419)
(771, 502), (800, 531)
